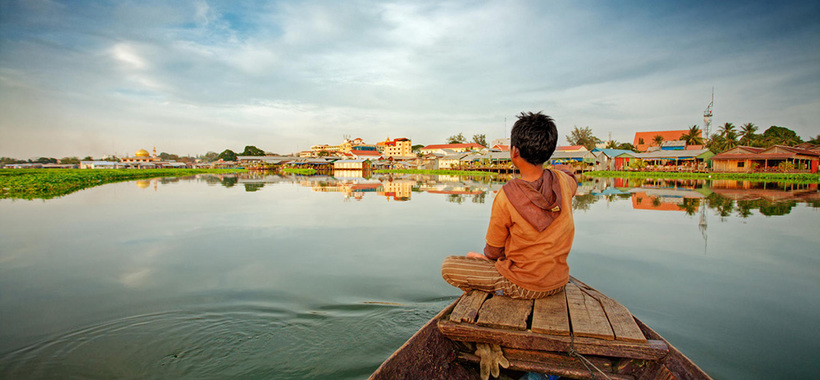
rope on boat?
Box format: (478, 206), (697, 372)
(569, 333), (612, 380)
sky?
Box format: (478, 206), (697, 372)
(1, 0), (818, 159)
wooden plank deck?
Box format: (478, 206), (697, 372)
(531, 288), (570, 336)
(438, 278), (666, 362)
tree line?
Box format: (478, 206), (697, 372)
(565, 124), (819, 153)
(1, 145), (271, 166)
(445, 133), (489, 147)
(705, 123), (818, 152)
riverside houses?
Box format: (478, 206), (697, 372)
(592, 148), (634, 171)
(439, 153), (470, 169)
(334, 159), (371, 171)
(710, 145), (819, 173)
(615, 149), (714, 171)
(80, 161), (126, 169)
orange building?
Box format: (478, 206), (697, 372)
(378, 137), (413, 158)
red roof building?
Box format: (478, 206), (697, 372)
(348, 150), (383, 159)
(633, 130), (696, 152)
(556, 145), (587, 152)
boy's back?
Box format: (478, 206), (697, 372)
(441, 112), (577, 299)
(487, 167), (577, 293)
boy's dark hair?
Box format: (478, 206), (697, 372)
(510, 111), (558, 165)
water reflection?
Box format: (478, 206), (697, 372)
(182, 172), (820, 218)
(191, 172), (507, 203)
(580, 176), (819, 218)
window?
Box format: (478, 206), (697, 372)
(638, 138), (645, 145)
(737, 162), (745, 168)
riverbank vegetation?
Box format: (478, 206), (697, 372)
(586, 170), (820, 183)
(374, 169), (497, 176)
(0, 168), (245, 200)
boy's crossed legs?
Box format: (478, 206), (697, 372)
(441, 255), (564, 300)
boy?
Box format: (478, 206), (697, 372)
(441, 112), (578, 299)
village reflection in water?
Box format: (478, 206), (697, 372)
(185, 172), (819, 218)
(580, 176), (819, 218)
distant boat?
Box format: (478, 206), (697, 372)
(370, 277), (711, 380)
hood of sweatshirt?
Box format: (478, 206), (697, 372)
(501, 169), (566, 232)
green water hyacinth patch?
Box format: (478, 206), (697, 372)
(0, 169), (245, 200)
(282, 168), (317, 175)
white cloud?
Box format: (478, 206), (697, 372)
(110, 43), (148, 70)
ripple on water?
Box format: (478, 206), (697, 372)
(0, 298), (450, 379)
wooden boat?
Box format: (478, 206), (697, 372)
(370, 277), (711, 380)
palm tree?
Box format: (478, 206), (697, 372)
(652, 135), (665, 148)
(739, 123), (758, 146)
(680, 125), (704, 146)
(717, 122), (738, 150)
(718, 122), (736, 139)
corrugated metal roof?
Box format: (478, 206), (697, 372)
(551, 150), (595, 159)
(592, 148), (634, 157)
(334, 159), (368, 163)
(442, 153), (470, 160)
(473, 152), (510, 160)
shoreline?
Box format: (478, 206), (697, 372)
(584, 170), (820, 183)
(374, 169), (498, 176)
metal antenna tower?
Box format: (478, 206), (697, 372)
(703, 88), (714, 141)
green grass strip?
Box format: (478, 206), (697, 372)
(585, 170), (820, 183)
(282, 168), (317, 175)
(374, 169), (498, 176)
(0, 168), (246, 200)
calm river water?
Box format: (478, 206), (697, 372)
(0, 172), (818, 379)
